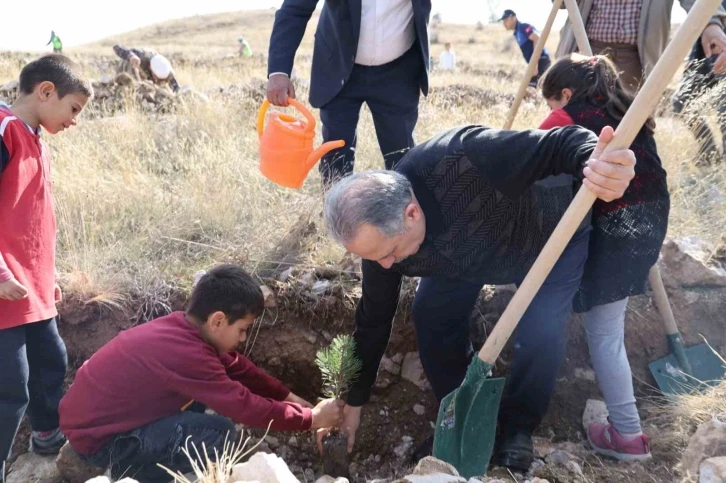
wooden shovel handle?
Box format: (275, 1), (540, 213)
(648, 265), (680, 336)
(564, 0), (593, 56)
(478, 0), (724, 365)
(502, 0), (563, 130)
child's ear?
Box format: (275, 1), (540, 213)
(37, 81), (57, 101)
(207, 311), (227, 330)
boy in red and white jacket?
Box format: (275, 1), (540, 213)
(60, 264), (344, 483)
(0, 54), (92, 482)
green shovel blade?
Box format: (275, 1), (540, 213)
(433, 357), (506, 478)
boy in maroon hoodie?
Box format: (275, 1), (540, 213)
(60, 264), (343, 482)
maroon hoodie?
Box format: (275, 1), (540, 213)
(60, 311), (312, 455)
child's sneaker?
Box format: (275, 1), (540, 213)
(588, 421), (652, 462)
(30, 428), (67, 455)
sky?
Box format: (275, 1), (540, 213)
(1, 0), (688, 52)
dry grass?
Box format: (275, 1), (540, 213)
(0, 12), (725, 304)
(649, 347), (726, 455)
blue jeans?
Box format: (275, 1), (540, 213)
(84, 403), (237, 483)
(0, 318), (67, 472)
(412, 227), (590, 435)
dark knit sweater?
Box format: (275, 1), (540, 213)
(347, 125), (599, 406)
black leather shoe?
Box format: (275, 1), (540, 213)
(495, 431), (534, 472)
(411, 434), (434, 464)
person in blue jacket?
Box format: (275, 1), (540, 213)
(501, 9), (551, 87)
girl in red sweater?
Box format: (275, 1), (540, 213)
(539, 54), (670, 462)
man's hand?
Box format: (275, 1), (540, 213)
(267, 73), (296, 107)
(285, 392), (313, 408)
(310, 398), (345, 430)
(582, 126), (636, 202)
(129, 54), (141, 69)
(702, 24), (726, 74)
(0, 278), (28, 301)
(316, 404), (362, 455)
(54, 283), (63, 304)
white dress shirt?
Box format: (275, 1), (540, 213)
(439, 50), (455, 70)
(355, 0), (416, 66)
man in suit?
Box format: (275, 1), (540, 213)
(266, 0), (431, 185)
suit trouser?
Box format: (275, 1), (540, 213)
(411, 227), (591, 436)
(319, 46), (423, 184)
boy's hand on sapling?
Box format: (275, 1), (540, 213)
(285, 392), (313, 408)
(0, 278), (29, 301)
(311, 398), (345, 430)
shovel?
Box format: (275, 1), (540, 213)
(432, 0), (724, 476)
(647, 265), (726, 395)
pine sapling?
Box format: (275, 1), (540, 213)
(315, 334), (362, 400)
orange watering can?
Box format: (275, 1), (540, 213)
(257, 99), (345, 189)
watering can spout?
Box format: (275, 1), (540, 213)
(306, 140), (346, 172)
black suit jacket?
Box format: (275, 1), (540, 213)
(268, 0), (431, 108)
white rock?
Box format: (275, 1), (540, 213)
(312, 280), (331, 294)
(402, 352), (430, 390)
(528, 459), (545, 473)
(231, 452), (299, 483)
(683, 414), (726, 476)
(529, 479), (551, 483)
(116, 479), (141, 483)
(582, 399), (609, 432)
(7, 452), (61, 483)
(192, 269), (206, 287)
(84, 478), (112, 483)
(380, 355), (402, 375)
(565, 461), (583, 475)
(413, 456), (460, 476)
(413, 404), (426, 416)
(394, 436), (415, 458)
(304, 332), (318, 344)
(279, 267), (294, 282)
(404, 475), (466, 483)
(545, 450), (577, 466)
(659, 237), (726, 287)
(467, 479), (483, 483)
(574, 368), (596, 382)
(314, 477), (336, 483)
(261, 285), (277, 307)
(288, 436), (298, 447)
(699, 457), (726, 483)
(392, 353), (404, 364)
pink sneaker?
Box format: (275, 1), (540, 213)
(588, 421), (652, 462)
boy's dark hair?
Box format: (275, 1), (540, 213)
(541, 54), (655, 134)
(187, 264), (264, 323)
(18, 54), (93, 99)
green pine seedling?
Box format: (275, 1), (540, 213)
(315, 335), (362, 399)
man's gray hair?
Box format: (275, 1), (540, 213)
(324, 170), (414, 245)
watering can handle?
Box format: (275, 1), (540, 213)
(477, 0), (723, 365)
(257, 99), (270, 139)
(257, 98), (317, 139)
